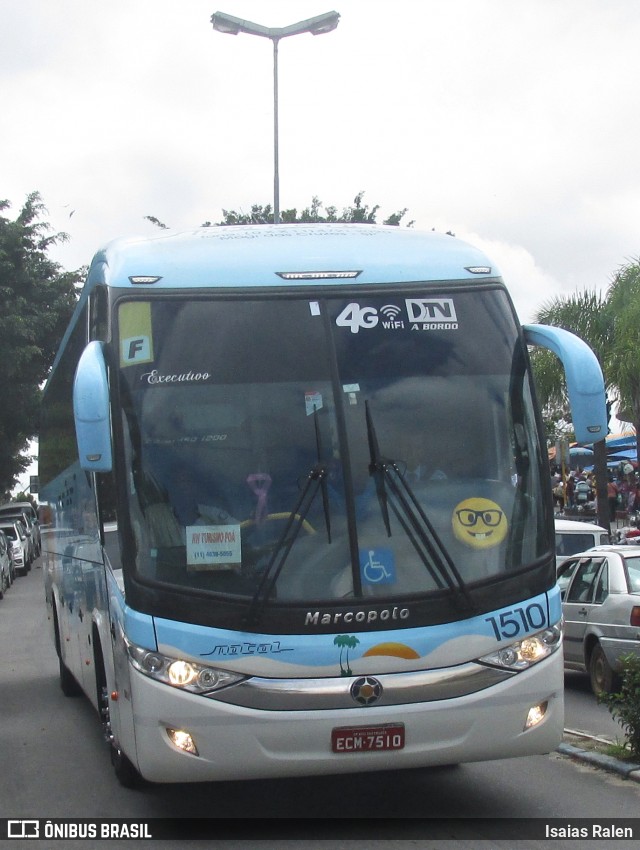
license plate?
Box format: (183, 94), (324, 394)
(331, 723), (405, 753)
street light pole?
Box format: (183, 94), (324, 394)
(272, 36), (280, 223)
(211, 10), (340, 224)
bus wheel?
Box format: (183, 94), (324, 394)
(59, 655), (82, 697)
(53, 606), (81, 696)
(589, 643), (620, 695)
(110, 743), (142, 789)
(97, 675), (142, 789)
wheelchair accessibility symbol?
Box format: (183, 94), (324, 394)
(360, 548), (396, 585)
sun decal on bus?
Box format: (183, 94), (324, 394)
(362, 642), (420, 660)
(452, 497), (508, 549)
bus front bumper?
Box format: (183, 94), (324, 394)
(125, 656), (564, 783)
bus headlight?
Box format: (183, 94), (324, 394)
(126, 639), (247, 695)
(477, 622), (562, 671)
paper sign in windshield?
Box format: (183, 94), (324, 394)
(186, 524), (241, 570)
(305, 391), (323, 415)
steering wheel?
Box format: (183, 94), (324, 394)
(239, 513), (317, 577)
(240, 512), (316, 535)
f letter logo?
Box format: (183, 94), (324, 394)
(122, 335), (151, 364)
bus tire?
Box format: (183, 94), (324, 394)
(95, 651), (143, 789)
(53, 606), (82, 696)
(59, 655), (82, 697)
(110, 744), (142, 789)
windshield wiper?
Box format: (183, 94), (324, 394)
(244, 409), (331, 626)
(365, 400), (474, 610)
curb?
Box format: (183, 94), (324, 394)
(558, 732), (640, 783)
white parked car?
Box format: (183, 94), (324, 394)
(0, 529), (12, 597)
(558, 545), (640, 694)
(0, 501), (41, 556)
(555, 518), (609, 569)
(0, 521), (29, 576)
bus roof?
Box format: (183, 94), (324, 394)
(46, 224), (503, 387)
(85, 224), (500, 290)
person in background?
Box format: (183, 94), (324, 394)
(607, 474), (619, 522)
(574, 474), (592, 506)
(565, 472), (575, 509)
(620, 466), (637, 514)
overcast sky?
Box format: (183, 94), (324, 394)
(5, 0), (640, 316)
(4, 0), (640, 488)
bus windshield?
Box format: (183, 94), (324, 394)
(116, 287), (548, 621)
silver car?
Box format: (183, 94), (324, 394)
(558, 545), (640, 694)
(0, 521), (29, 576)
(0, 529), (11, 597)
(0, 503), (41, 557)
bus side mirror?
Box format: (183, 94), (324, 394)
(523, 323), (607, 444)
(73, 341), (113, 472)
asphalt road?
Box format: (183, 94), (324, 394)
(2, 561), (639, 849)
(564, 669), (626, 740)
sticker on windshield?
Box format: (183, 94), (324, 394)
(305, 391), (323, 415)
(335, 300), (458, 334)
(452, 498), (507, 549)
(360, 548), (396, 585)
(405, 298), (458, 329)
(186, 524), (241, 570)
(119, 301), (154, 367)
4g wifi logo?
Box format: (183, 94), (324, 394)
(335, 299), (458, 333)
(336, 303), (379, 333)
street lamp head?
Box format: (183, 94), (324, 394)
(211, 12), (270, 37)
(211, 9), (340, 225)
(211, 10), (340, 40)
(306, 11), (340, 35)
(211, 12), (241, 34)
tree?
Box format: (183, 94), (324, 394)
(148, 192), (417, 230)
(216, 191), (415, 227)
(0, 193), (80, 494)
(604, 259), (640, 467)
(531, 290), (613, 530)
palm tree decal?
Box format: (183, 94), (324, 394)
(334, 634), (360, 676)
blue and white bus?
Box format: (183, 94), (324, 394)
(39, 224), (606, 786)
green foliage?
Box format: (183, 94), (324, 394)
(216, 192), (415, 227)
(599, 653), (640, 759)
(532, 263), (640, 463)
(0, 193), (81, 493)
(530, 288), (614, 528)
(605, 260), (640, 466)
(532, 290), (612, 411)
(530, 291), (613, 448)
(535, 289), (613, 365)
(143, 215), (168, 230)
(150, 192), (417, 230)
(7, 491), (37, 510)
